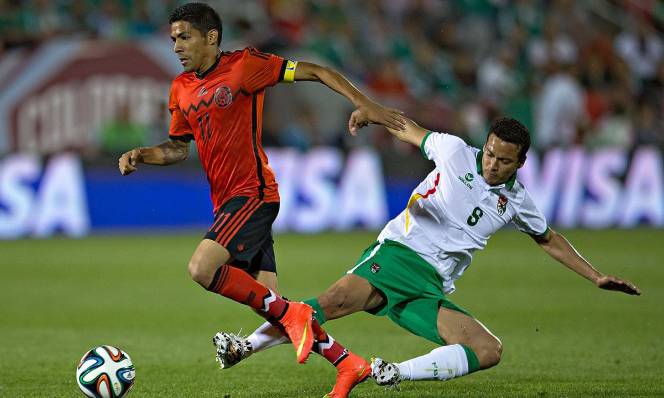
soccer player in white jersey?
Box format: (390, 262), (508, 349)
(213, 114), (641, 396)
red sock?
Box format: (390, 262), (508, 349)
(312, 320), (348, 366)
(207, 265), (288, 319)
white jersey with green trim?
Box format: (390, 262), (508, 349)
(377, 132), (547, 294)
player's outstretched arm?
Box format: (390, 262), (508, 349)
(531, 228), (641, 295)
(349, 110), (428, 148)
(118, 140), (190, 175)
(292, 62), (405, 131)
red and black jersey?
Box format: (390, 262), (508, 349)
(168, 47), (291, 212)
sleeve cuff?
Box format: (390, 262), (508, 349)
(531, 226), (550, 239)
(169, 134), (194, 142)
(420, 131), (433, 159)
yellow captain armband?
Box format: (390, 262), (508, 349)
(282, 60), (298, 83)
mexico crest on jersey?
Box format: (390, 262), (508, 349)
(214, 86), (233, 108)
(497, 195), (508, 216)
(370, 263), (381, 274)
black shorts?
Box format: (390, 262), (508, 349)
(204, 196), (280, 274)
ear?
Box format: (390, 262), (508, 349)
(207, 29), (219, 46)
(517, 154), (526, 169)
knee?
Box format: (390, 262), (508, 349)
(318, 285), (352, 319)
(473, 337), (503, 369)
(188, 258), (215, 287)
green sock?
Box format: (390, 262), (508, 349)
(461, 344), (481, 373)
(303, 298), (326, 325)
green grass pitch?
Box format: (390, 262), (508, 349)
(1, 229), (663, 397)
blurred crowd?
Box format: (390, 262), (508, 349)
(2, 0), (664, 155)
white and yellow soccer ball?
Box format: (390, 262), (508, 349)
(76, 345), (135, 398)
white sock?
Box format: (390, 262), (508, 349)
(397, 344), (470, 381)
(247, 321), (289, 353)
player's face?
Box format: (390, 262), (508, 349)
(481, 134), (524, 186)
(170, 21), (215, 73)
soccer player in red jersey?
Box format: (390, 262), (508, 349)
(118, 3), (402, 396)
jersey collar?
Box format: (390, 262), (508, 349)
(476, 149), (516, 191)
(195, 53), (222, 79)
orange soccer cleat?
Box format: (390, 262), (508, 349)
(323, 352), (371, 398)
(279, 302), (315, 363)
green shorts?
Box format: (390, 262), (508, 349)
(348, 239), (472, 345)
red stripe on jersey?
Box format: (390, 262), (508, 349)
(419, 173), (440, 199)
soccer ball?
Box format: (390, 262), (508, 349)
(76, 345), (135, 398)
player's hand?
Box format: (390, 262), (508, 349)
(348, 109), (370, 135)
(348, 101), (405, 136)
(595, 275), (641, 295)
(118, 148), (143, 175)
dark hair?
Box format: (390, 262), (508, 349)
(169, 3), (222, 46)
(487, 117), (530, 162)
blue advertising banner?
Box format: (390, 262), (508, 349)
(0, 147), (662, 239)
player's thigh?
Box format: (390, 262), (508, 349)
(317, 274), (385, 320)
(188, 239), (231, 281)
(437, 307), (498, 344)
(437, 307), (502, 367)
